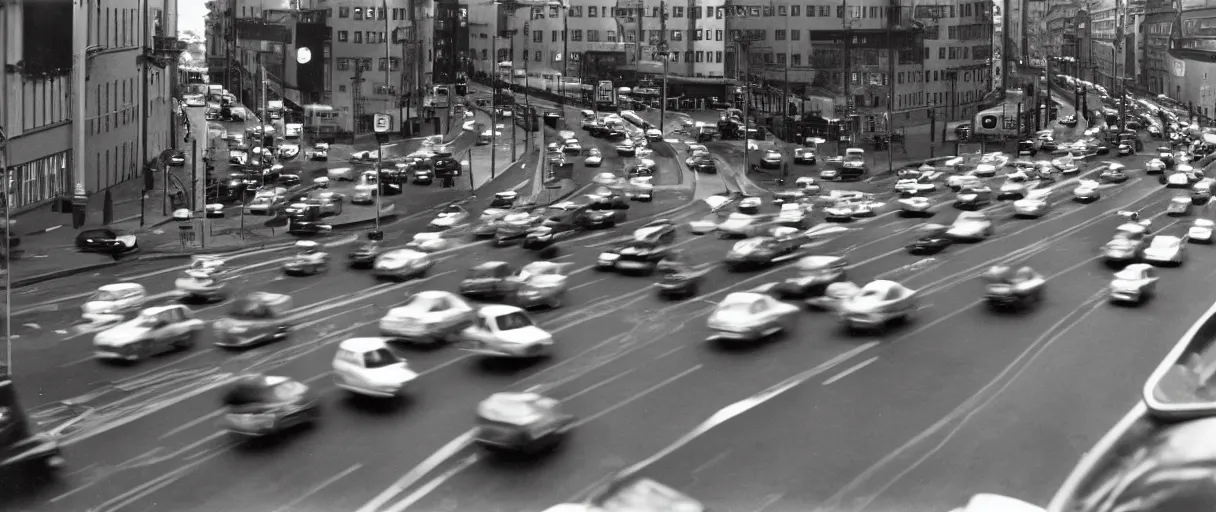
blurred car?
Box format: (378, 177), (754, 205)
(374, 249), (434, 279)
(220, 375), (319, 437)
(562, 138), (582, 155)
(512, 262), (570, 309)
(332, 337), (418, 398)
(1118, 141), (1135, 156)
(473, 392), (574, 453)
(1100, 167), (1129, 183)
(840, 155), (867, 180)
(895, 175), (936, 196)
(494, 208), (547, 245)
(1103, 230), (1147, 264)
(1193, 180), (1215, 204)
(1167, 195), (1193, 216)
(1016, 140), (1040, 157)
(997, 180), (1029, 200)
(794, 176), (821, 194)
(184, 95), (205, 107)
(460, 261), (517, 299)
(717, 212), (765, 238)
(724, 228), (806, 270)
(776, 203), (809, 228)
(1109, 263), (1159, 304)
(583, 195), (628, 228)
(76, 227), (139, 255)
(379, 290), (476, 344)
(326, 166), (356, 181)
(579, 110), (598, 130)
(1143, 234), (1187, 266)
(973, 163), (999, 178)
(793, 147), (817, 164)
(1189, 219), (1215, 243)
(626, 176), (654, 202)
(954, 186), (994, 209)
(1167, 172), (1192, 188)
(430, 204), (469, 228)
(1073, 180), (1102, 202)
(593, 172), (619, 187)
(1146, 158), (1167, 174)
(92, 305), (204, 361)
(898, 196), (935, 216)
(760, 149), (783, 169)
(488, 191), (519, 209)
(174, 269), (228, 302)
(837, 280), (918, 331)
(583, 148), (603, 167)
(983, 265), (1046, 310)
(546, 142), (563, 154)
(347, 241), (382, 268)
(615, 139), (637, 156)
(705, 292), (800, 342)
(282, 241), (330, 275)
(772, 256), (848, 300)
(906, 235), (952, 255)
(689, 155), (717, 173)
(81, 283), (147, 320)
(1060, 115), (1078, 127)
(1005, 169), (1030, 182)
(824, 200), (856, 222)
(167, 150), (187, 166)
(819, 167), (840, 180)
(411, 166), (434, 185)
(947, 174), (983, 192)
(645, 128), (663, 142)
(1158, 146), (1176, 167)
(946, 212), (994, 241)
(459, 305), (554, 358)
(213, 292), (293, 348)
(306, 143), (329, 161)
(278, 143), (300, 159)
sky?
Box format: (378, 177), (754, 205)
(179, 0), (207, 39)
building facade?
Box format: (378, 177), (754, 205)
(327, 0), (428, 132)
(1142, 0), (1172, 95)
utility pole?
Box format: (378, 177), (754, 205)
(503, 28), (519, 162)
(523, 21), (532, 154)
(141, 0), (152, 223)
(491, 33), (498, 179)
(886, 0), (895, 175)
(658, 1), (668, 136)
(560, 2), (569, 112)
(733, 33), (763, 174)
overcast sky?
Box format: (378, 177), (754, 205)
(179, 0), (206, 38)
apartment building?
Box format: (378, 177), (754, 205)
(918, 1), (998, 124)
(1089, 0), (1121, 91)
(616, 0), (728, 79)
(1, 0), (176, 214)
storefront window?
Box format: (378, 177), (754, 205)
(4, 151), (69, 210)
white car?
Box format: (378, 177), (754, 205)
(717, 212), (761, 237)
(851, 199), (879, 218)
(332, 337), (418, 397)
(645, 128), (663, 141)
(460, 305), (555, 358)
(374, 249), (434, 279)
(584, 148), (603, 167)
(947, 174), (983, 192)
(205, 203), (225, 218)
(82, 283), (147, 318)
(776, 203), (809, 228)
(897, 197), (934, 216)
(174, 270), (228, 302)
(593, 172), (619, 187)
(1146, 158), (1166, 173)
(894, 176), (936, 195)
(379, 290), (477, 344)
(616, 140), (637, 156)
(282, 240), (330, 275)
(1073, 180), (1102, 202)
(627, 176), (654, 201)
(761, 149), (783, 168)
(1013, 195), (1051, 218)
(1109, 263), (1159, 304)
(737, 196), (763, 214)
(327, 166), (355, 181)
(1005, 169), (1029, 182)
(836, 280), (918, 330)
(998, 180), (1029, 200)
(688, 216), (719, 235)
(946, 212), (994, 241)
(1142, 235), (1187, 266)
(1189, 219), (1214, 243)
(973, 163), (998, 177)
(562, 138), (582, 154)
(794, 176), (821, 195)
(823, 201), (855, 221)
(92, 305), (205, 361)
(184, 94), (206, 107)
(277, 143), (300, 159)
(1167, 195), (1193, 216)
(1052, 154), (1081, 172)
(546, 142), (563, 154)
(430, 204), (469, 227)
(1167, 172), (1192, 188)
(705, 292), (800, 342)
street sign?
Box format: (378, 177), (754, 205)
(374, 113), (392, 133)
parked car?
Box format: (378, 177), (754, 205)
(75, 227), (139, 256)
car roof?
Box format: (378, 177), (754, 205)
(473, 261), (509, 270)
(141, 304), (181, 315)
(99, 282), (145, 292)
(339, 337), (390, 352)
(479, 304), (523, 317)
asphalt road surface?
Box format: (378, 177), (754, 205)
(2, 117), (1203, 512)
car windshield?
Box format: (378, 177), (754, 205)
(1151, 237), (1179, 248)
(229, 298), (274, 319)
(469, 266), (504, 279)
(89, 290), (125, 302)
(495, 312), (533, 330)
(363, 348), (400, 369)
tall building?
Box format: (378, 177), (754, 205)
(1, 0), (178, 215)
(1089, 0), (1122, 91)
(327, 0), (430, 132)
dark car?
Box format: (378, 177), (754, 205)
(612, 240), (671, 274)
(433, 154), (461, 178)
(626, 164), (655, 180)
(1060, 115), (1078, 127)
(690, 156), (717, 174)
(523, 214), (581, 249)
(167, 150), (187, 167)
(582, 197), (627, 229)
(220, 374), (320, 438)
(286, 205), (332, 235)
(412, 167), (434, 185)
(75, 227), (139, 256)
(348, 241), (382, 268)
(1088, 142), (1111, 155)
(724, 234), (805, 270)
(1040, 139), (1059, 152)
(906, 235), (953, 255)
(1017, 140), (1038, 156)
(656, 265), (705, 299)
(587, 121), (609, 137)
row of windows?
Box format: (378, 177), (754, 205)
(336, 57), (401, 71)
(86, 71), (166, 137)
(337, 30), (387, 44)
(4, 152), (69, 210)
(90, 7), (148, 49)
(17, 75), (71, 132)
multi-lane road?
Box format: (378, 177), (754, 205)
(4, 108), (1209, 512)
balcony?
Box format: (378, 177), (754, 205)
(154, 36), (189, 53)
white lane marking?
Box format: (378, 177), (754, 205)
(614, 342), (879, 478)
(158, 409), (225, 440)
(62, 373), (235, 448)
(50, 431), (229, 503)
(380, 454), (480, 512)
(353, 430), (477, 512)
(750, 493), (786, 512)
(85, 448), (227, 512)
(822, 357), (880, 386)
(558, 369), (638, 401)
(568, 277), (608, 292)
(815, 293), (1107, 512)
(270, 464), (364, 512)
(571, 365), (702, 428)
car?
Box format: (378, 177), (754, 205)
(1194, 180), (1216, 204)
(1158, 147), (1176, 167)
(1073, 180), (1102, 202)
(760, 149), (783, 169)
(793, 176), (821, 195)
(307, 143), (329, 161)
(1166, 172), (1192, 188)
(459, 305), (555, 358)
(562, 138), (583, 155)
(616, 139), (637, 156)
(1060, 115), (1078, 127)
(91, 305), (204, 361)
(1103, 231), (1147, 265)
(1165, 195), (1193, 217)
(895, 175), (937, 196)
(973, 163), (999, 178)
(592, 172), (619, 187)
(906, 235), (953, 255)
(626, 162), (655, 180)
(374, 249), (434, 279)
(281, 241), (330, 275)
(705, 292), (800, 342)
(793, 147), (817, 164)
(1005, 169), (1030, 182)
(347, 241), (383, 268)
(626, 176), (654, 202)
(772, 190), (806, 206)
(325, 166), (355, 181)
(997, 180), (1029, 200)
(769, 255), (849, 300)
(582, 148), (604, 167)
(167, 150), (187, 167)
(81, 283), (147, 322)
(379, 290), (477, 344)
(840, 155), (867, 179)
(429, 204), (469, 229)
(645, 128), (663, 141)
(836, 280), (918, 331)
(74, 226), (139, 256)
(601, 239), (673, 274)
(717, 212), (767, 237)
(946, 211), (994, 241)
(511, 262), (570, 309)
(776, 203), (810, 228)
(684, 154), (716, 174)
(897, 196), (935, 217)
(1099, 167), (1129, 183)
(1109, 263), (1159, 304)
(579, 110), (598, 130)
(184, 94), (206, 107)
(332, 337), (418, 398)
(824, 200), (856, 222)
(1146, 158), (1167, 174)
(1189, 219), (1215, 243)
(473, 392), (575, 453)
(1143, 234), (1187, 266)
(983, 265), (1046, 310)
(724, 228), (806, 270)
(494, 208), (548, 245)
(174, 269), (228, 302)
(213, 292), (293, 348)
(819, 167), (841, 180)
(459, 261), (517, 299)
(278, 143), (300, 159)
(581, 195), (628, 228)
(1118, 141), (1135, 156)
(546, 142), (563, 154)
(947, 174), (984, 192)
(954, 186), (994, 209)
(220, 375), (319, 437)
(351, 171), (381, 205)
(411, 166), (434, 185)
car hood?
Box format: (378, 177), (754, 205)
(95, 323), (153, 346)
(494, 326), (552, 344)
(948, 222), (986, 234)
(708, 309), (762, 325)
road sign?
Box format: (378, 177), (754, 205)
(374, 113), (392, 133)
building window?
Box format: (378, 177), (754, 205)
(791, 30), (801, 41)
(379, 57), (387, 70)
(939, 47), (945, 59)
(792, 53), (801, 66)
(338, 30), (348, 42)
(339, 84), (346, 92)
(695, 51), (703, 62)
(571, 29), (583, 41)
(379, 7), (386, 19)
(589, 7), (597, 17)
(777, 53), (786, 64)
(549, 6), (558, 17)
(552, 30), (559, 42)
(390, 57), (400, 71)
(587, 29), (599, 42)
(569, 6), (581, 16)
(693, 6), (701, 18)
(339, 6), (349, 17)
(354, 32), (363, 43)
(673, 6), (684, 17)
(694, 29), (702, 40)
(775, 29), (786, 40)
(716, 30), (723, 40)
(671, 30), (682, 41)
(716, 51), (723, 63)
(534, 31), (543, 43)
(837, 5), (844, 17)
(522, 50), (528, 62)
(607, 30), (617, 42)
(367, 31), (376, 43)
(535, 50), (542, 61)
(778, 5), (787, 15)
(354, 7), (363, 20)
(792, 5), (800, 16)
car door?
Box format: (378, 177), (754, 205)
(1143, 267), (1158, 293)
(152, 308), (184, 351)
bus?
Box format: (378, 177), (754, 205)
(595, 80), (617, 113)
(303, 104), (343, 143)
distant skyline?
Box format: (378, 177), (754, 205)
(179, 0), (206, 39)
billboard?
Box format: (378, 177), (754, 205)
(295, 22), (326, 94)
